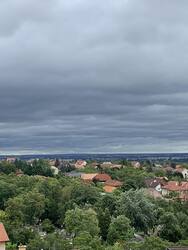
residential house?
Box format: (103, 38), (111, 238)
(162, 181), (188, 201)
(110, 164), (122, 169)
(100, 162), (113, 168)
(131, 161), (141, 169)
(5, 157), (16, 163)
(175, 166), (188, 179)
(145, 177), (167, 192)
(0, 223), (9, 250)
(100, 162), (122, 169)
(48, 159), (56, 166)
(103, 180), (123, 193)
(93, 173), (111, 183)
(18, 246), (27, 250)
(81, 173), (98, 183)
(164, 166), (176, 175)
(75, 160), (87, 169)
(90, 162), (100, 168)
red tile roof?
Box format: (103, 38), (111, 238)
(0, 223), (9, 242)
(81, 173), (98, 181)
(103, 185), (117, 193)
(94, 174), (111, 182)
(163, 181), (188, 191)
(105, 180), (123, 187)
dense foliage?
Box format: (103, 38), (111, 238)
(0, 159), (187, 250)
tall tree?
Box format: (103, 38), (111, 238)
(107, 215), (134, 245)
(64, 207), (99, 237)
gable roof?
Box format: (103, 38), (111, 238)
(163, 181), (188, 191)
(105, 180), (123, 187)
(145, 178), (167, 188)
(94, 173), (111, 182)
(103, 185), (117, 193)
(0, 223), (9, 242)
(176, 168), (188, 173)
(81, 173), (98, 181)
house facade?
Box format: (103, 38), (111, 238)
(162, 181), (188, 200)
(0, 223), (9, 250)
(75, 160), (87, 169)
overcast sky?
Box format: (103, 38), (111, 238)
(0, 0), (188, 154)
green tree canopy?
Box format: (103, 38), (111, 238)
(107, 215), (134, 245)
(64, 207), (100, 237)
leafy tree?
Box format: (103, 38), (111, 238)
(59, 161), (75, 172)
(5, 220), (38, 245)
(176, 212), (188, 239)
(138, 236), (169, 250)
(36, 178), (64, 224)
(73, 232), (104, 250)
(6, 243), (17, 250)
(97, 193), (117, 215)
(6, 191), (46, 225)
(0, 161), (16, 174)
(117, 190), (156, 234)
(107, 215), (134, 245)
(41, 219), (55, 233)
(27, 233), (72, 250)
(64, 207), (99, 237)
(0, 180), (16, 209)
(159, 212), (182, 242)
(105, 243), (124, 250)
(97, 208), (111, 241)
(71, 183), (100, 206)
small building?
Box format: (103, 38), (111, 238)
(19, 246), (27, 250)
(175, 167), (188, 179)
(162, 181), (188, 200)
(103, 185), (117, 193)
(0, 223), (9, 250)
(131, 161), (141, 169)
(81, 173), (98, 183)
(90, 162), (100, 168)
(94, 173), (111, 183)
(103, 180), (123, 193)
(75, 160), (87, 169)
(145, 178), (167, 192)
(100, 162), (113, 168)
(5, 157), (16, 163)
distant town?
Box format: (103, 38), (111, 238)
(1, 155), (188, 250)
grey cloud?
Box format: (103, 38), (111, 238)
(0, 0), (188, 153)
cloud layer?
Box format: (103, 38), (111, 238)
(0, 0), (188, 154)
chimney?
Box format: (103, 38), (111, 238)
(18, 245), (27, 250)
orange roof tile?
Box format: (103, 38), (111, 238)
(103, 185), (117, 193)
(0, 223), (9, 242)
(105, 180), (123, 187)
(94, 174), (111, 182)
(81, 173), (98, 181)
(163, 181), (188, 191)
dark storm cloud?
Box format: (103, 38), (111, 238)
(0, 0), (188, 153)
